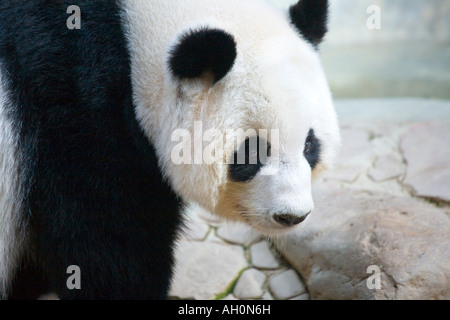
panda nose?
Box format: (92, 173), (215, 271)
(273, 212), (310, 227)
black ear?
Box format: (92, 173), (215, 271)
(169, 27), (237, 84)
(289, 0), (329, 48)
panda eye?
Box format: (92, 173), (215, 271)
(304, 129), (321, 169)
(229, 136), (270, 182)
(304, 139), (312, 155)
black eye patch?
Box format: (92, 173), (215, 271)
(304, 129), (321, 170)
(229, 136), (271, 183)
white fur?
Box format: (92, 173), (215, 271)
(0, 66), (24, 299)
(122, 0), (341, 235)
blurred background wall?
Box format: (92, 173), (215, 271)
(268, 0), (450, 99)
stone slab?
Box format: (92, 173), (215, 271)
(275, 184), (450, 300)
(169, 241), (247, 300)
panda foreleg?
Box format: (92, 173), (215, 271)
(8, 256), (49, 300)
(29, 197), (180, 300)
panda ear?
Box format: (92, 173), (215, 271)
(169, 27), (237, 84)
(289, 0), (329, 48)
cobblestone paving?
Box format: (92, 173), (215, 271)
(169, 205), (308, 300)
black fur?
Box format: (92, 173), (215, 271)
(289, 0), (329, 47)
(304, 129), (321, 170)
(0, 0), (181, 299)
(229, 137), (271, 183)
(169, 27), (237, 84)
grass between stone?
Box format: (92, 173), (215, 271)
(214, 268), (248, 300)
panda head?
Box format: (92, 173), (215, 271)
(142, 0), (340, 236)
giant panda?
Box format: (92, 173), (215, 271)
(0, 0), (340, 300)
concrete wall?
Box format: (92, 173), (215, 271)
(268, 0), (450, 99)
(269, 0), (450, 45)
